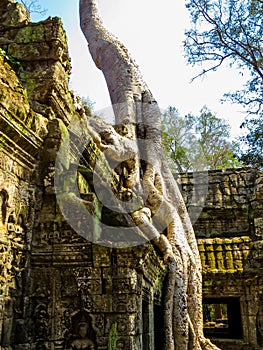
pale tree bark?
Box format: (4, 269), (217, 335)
(79, 1), (220, 349)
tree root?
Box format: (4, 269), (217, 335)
(79, 1), (221, 348)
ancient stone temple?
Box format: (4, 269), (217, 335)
(180, 169), (263, 350)
(0, 2), (167, 349)
(0, 1), (262, 349)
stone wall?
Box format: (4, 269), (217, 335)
(0, 20), (39, 345)
(0, 2), (167, 349)
(179, 169), (263, 350)
(180, 168), (263, 240)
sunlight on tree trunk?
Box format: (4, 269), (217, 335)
(79, 1), (221, 349)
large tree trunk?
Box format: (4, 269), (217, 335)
(79, 1), (220, 349)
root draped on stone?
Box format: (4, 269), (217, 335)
(79, 1), (220, 349)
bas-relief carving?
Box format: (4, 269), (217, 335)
(69, 323), (95, 350)
(0, 187), (27, 299)
(0, 153), (32, 182)
(33, 303), (50, 341)
(36, 222), (93, 246)
(64, 312), (96, 350)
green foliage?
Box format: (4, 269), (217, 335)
(196, 107), (241, 170)
(185, 0), (263, 88)
(184, 0), (263, 168)
(162, 106), (241, 173)
(238, 116), (263, 168)
(0, 48), (20, 67)
(162, 107), (198, 172)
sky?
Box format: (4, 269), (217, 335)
(28, 0), (248, 138)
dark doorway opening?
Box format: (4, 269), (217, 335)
(154, 303), (164, 349)
(203, 297), (243, 339)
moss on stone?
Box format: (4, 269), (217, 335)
(108, 322), (119, 350)
(14, 24), (45, 44)
(54, 213), (63, 225)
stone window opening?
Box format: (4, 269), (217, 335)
(7, 212), (16, 232)
(18, 214), (25, 229)
(7, 212), (16, 223)
(203, 297), (243, 339)
(0, 189), (8, 226)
